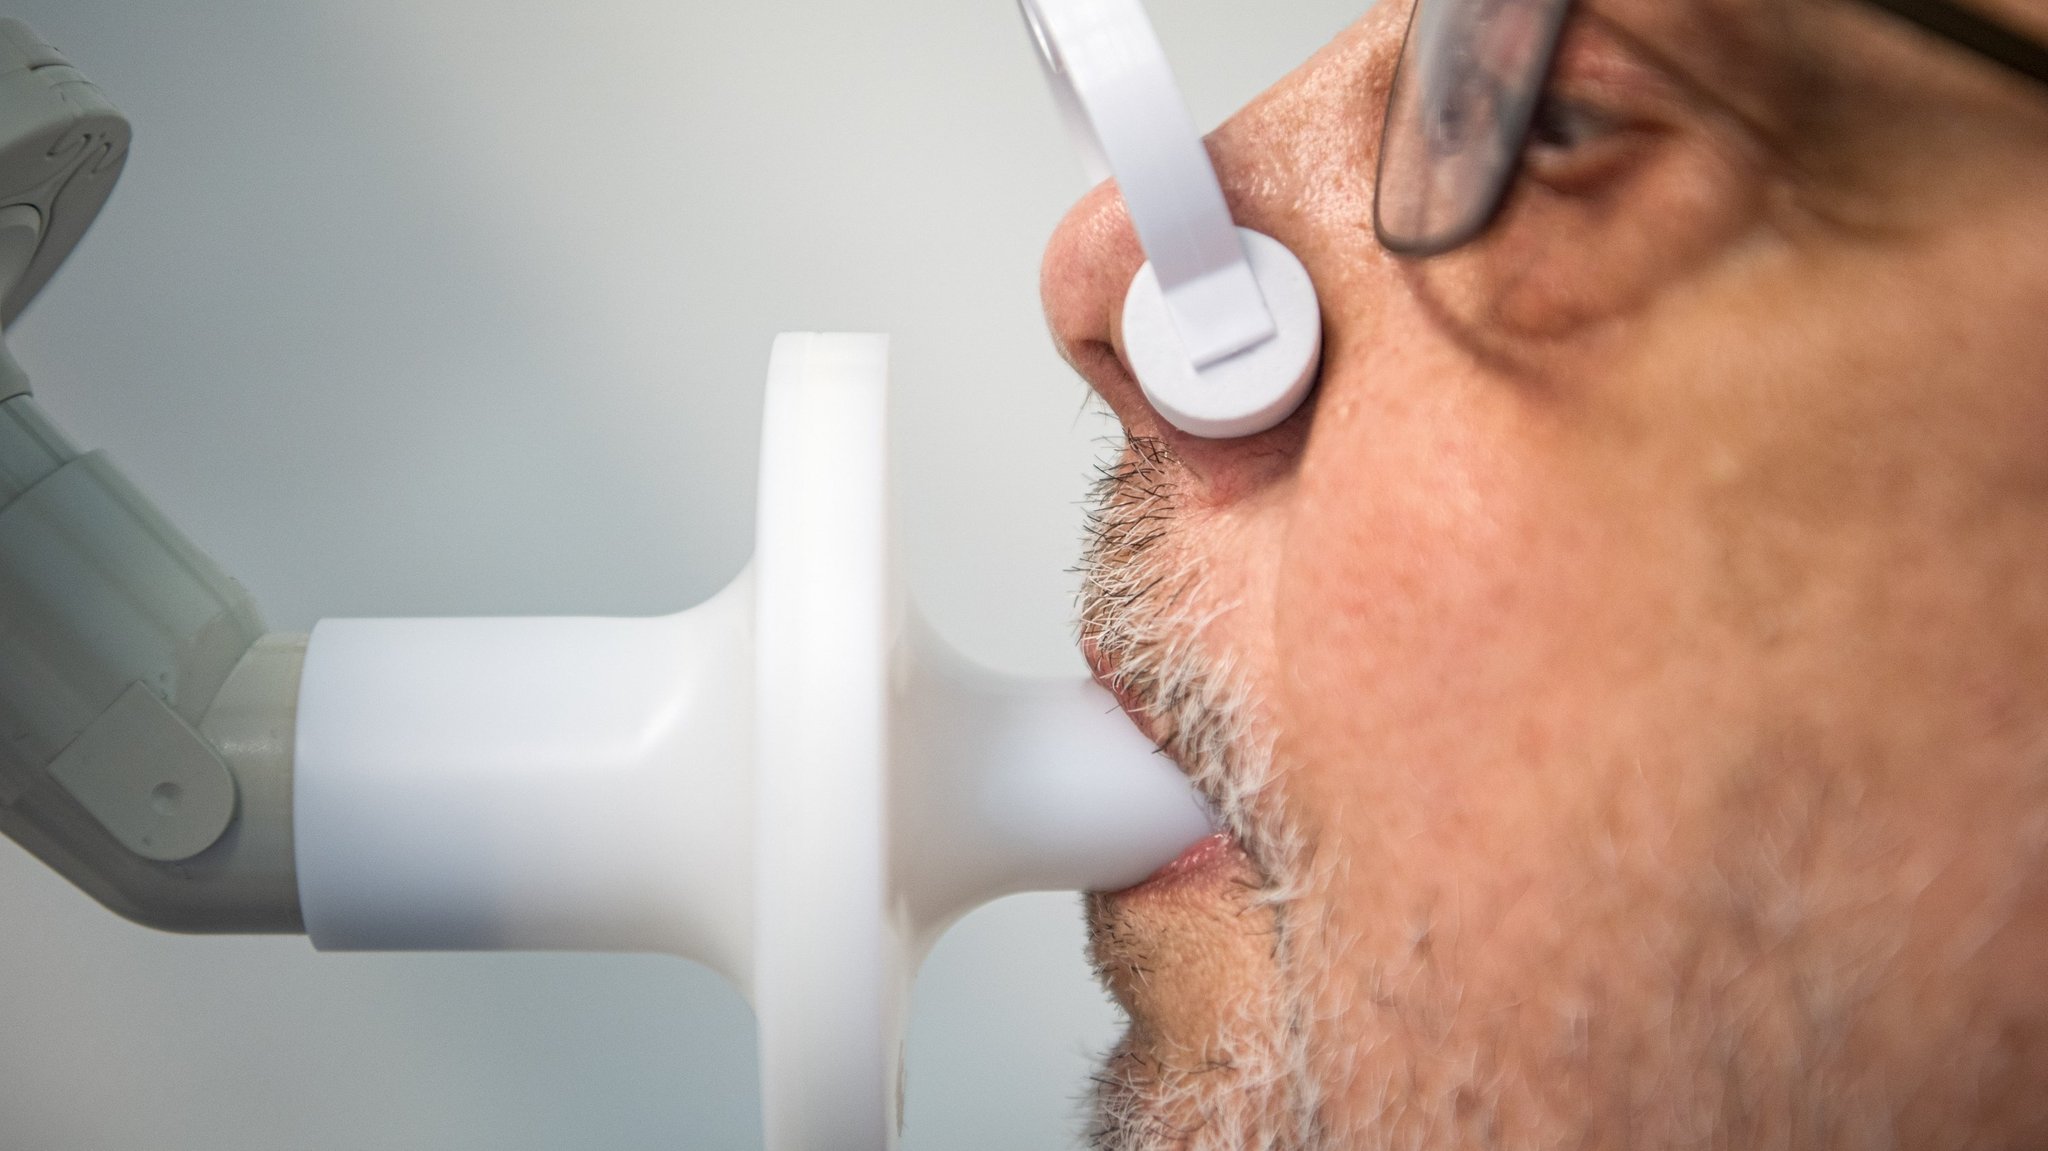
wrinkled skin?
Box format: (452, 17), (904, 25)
(1044, 1), (2048, 1147)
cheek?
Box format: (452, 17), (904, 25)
(1267, 342), (1632, 829)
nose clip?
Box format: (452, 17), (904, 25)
(1021, 0), (1323, 438)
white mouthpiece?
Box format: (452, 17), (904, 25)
(291, 334), (1213, 1151)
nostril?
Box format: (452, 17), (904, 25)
(1063, 331), (1142, 409)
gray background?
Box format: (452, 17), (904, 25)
(0, 1), (1358, 1147)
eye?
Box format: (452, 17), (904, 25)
(1519, 90), (1637, 189)
(1526, 93), (1620, 157)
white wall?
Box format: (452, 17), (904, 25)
(0, 1), (1359, 1147)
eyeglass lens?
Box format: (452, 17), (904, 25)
(1374, 0), (1576, 256)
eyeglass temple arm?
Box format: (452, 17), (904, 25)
(1858, 0), (2048, 89)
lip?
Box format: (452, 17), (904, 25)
(1107, 831), (1241, 897)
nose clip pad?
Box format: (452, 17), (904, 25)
(1020, 0), (1323, 439)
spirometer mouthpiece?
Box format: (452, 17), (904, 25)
(290, 334), (1214, 1151)
(1020, 0), (1322, 439)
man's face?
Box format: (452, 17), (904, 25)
(1043, 1), (2048, 1147)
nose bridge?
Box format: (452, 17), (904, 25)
(1206, 6), (1411, 242)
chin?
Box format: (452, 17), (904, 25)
(1084, 824), (1325, 1150)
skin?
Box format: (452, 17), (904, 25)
(1044, 0), (2048, 1147)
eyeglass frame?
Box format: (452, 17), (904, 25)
(1372, 0), (2048, 257)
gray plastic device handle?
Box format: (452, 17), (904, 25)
(0, 20), (304, 932)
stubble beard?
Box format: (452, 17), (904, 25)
(1075, 435), (1334, 1151)
(1067, 435), (2035, 1151)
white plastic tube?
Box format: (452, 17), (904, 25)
(293, 333), (1211, 1151)
(293, 581), (757, 985)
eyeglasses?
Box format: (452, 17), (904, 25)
(1373, 0), (2048, 257)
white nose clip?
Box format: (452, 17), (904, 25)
(1022, 0), (1323, 439)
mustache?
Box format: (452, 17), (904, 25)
(1076, 435), (1273, 853)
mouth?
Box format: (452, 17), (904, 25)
(1108, 830), (1247, 898)
(1081, 636), (1258, 904)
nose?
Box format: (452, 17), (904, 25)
(1040, 176), (1153, 434)
(1040, 142), (1320, 453)
(1038, 11), (1401, 456)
